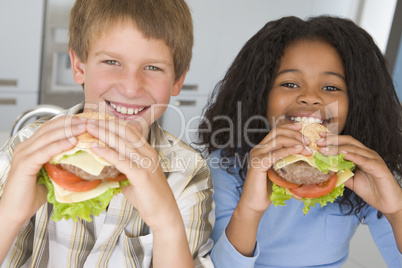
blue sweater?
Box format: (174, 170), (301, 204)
(208, 150), (402, 267)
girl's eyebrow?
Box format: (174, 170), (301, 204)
(326, 71), (346, 81)
(275, 69), (298, 76)
(276, 69), (346, 81)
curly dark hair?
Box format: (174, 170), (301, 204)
(198, 15), (402, 216)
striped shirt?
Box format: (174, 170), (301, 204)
(0, 103), (215, 267)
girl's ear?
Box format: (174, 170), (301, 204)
(171, 67), (189, 96)
(69, 49), (85, 85)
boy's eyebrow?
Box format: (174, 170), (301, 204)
(276, 69), (346, 81)
(94, 51), (173, 66)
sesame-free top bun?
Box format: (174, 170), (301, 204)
(74, 112), (114, 150)
(75, 112), (114, 120)
(50, 112), (114, 163)
(300, 121), (330, 151)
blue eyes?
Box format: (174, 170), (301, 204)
(103, 60), (119, 65)
(103, 60), (160, 71)
(145, 66), (160, 71)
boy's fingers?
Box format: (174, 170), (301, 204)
(20, 122), (87, 157)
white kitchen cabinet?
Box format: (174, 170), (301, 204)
(160, 94), (208, 146)
(0, 0), (45, 132)
(0, 92), (39, 135)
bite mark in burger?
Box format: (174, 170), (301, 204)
(37, 112), (130, 222)
(268, 119), (355, 214)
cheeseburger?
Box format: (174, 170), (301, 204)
(268, 120), (355, 214)
(37, 112), (129, 222)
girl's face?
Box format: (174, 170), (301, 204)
(267, 39), (349, 134)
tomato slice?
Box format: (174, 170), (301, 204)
(106, 173), (127, 182)
(44, 163), (83, 183)
(44, 163), (102, 192)
(267, 169), (300, 189)
(289, 173), (337, 199)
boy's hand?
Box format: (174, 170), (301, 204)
(0, 116), (87, 225)
(86, 118), (182, 232)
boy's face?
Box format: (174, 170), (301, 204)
(70, 20), (186, 138)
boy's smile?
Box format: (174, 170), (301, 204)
(267, 39), (349, 134)
(70, 19), (187, 137)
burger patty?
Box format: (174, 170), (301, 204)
(276, 161), (335, 185)
(59, 163), (121, 181)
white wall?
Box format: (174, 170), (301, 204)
(359, 0), (397, 53)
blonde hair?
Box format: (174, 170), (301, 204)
(69, 0), (193, 79)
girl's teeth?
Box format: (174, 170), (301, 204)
(127, 108), (134, 115)
(290, 116), (322, 124)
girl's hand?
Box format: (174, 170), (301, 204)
(226, 123), (311, 257)
(85, 119), (182, 232)
(317, 133), (402, 215)
(239, 123), (312, 214)
(0, 116), (88, 225)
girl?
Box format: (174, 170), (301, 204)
(198, 16), (402, 267)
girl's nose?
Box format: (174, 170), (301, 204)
(296, 88), (323, 106)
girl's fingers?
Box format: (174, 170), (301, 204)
(259, 123), (305, 145)
(249, 143), (308, 171)
(257, 135), (311, 157)
(315, 133), (373, 157)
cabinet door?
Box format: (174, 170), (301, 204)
(0, 92), (39, 132)
(0, 0), (44, 93)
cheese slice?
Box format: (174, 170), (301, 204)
(53, 150), (110, 176)
(51, 178), (119, 203)
(274, 154), (339, 172)
(335, 169), (354, 187)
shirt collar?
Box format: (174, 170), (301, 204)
(149, 121), (187, 173)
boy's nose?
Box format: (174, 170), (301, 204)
(119, 69), (145, 98)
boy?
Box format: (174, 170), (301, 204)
(0, 0), (214, 267)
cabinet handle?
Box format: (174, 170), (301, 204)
(174, 100), (196, 107)
(182, 84), (198, 91)
(0, 98), (17, 105)
(0, 79), (18, 87)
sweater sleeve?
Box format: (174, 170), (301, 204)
(364, 206), (402, 268)
(207, 153), (259, 267)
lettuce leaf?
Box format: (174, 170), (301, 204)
(270, 183), (345, 214)
(314, 153), (355, 174)
(270, 183), (292, 206)
(37, 167), (129, 222)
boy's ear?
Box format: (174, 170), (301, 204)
(171, 67), (189, 96)
(69, 49), (85, 85)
